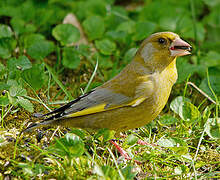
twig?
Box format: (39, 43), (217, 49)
(187, 82), (216, 104)
(50, 126), (60, 141)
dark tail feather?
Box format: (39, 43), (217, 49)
(22, 122), (40, 132)
(23, 108), (66, 132)
(23, 90), (94, 132)
(39, 90), (94, 118)
(22, 118), (58, 132)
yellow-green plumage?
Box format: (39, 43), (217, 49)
(53, 60), (177, 131)
(25, 32), (191, 132)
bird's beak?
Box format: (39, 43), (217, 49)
(170, 38), (192, 57)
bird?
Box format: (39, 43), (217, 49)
(24, 32), (192, 133)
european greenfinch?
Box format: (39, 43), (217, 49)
(25, 32), (192, 132)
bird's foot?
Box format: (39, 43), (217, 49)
(109, 139), (142, 164)
(109, 139), (131, 160)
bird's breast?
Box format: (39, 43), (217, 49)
(149, 60), (177, 116)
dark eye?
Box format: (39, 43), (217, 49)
(158, 38), (166, 44)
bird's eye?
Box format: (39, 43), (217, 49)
(158, 38), (166, 44)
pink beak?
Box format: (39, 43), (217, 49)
(170, 38), (192, 57)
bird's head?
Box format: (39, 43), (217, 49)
(135, 32), (192, 71)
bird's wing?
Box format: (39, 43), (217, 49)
(39, 87), (146, 121)
(36, 76), (153, 123)
(65, 88), (135, 117)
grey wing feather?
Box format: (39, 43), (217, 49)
(23, 88), (133, 132)
(63, 88), (133, 115)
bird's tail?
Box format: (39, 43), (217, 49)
(22, 118), (56, 132)
(23, 91), (95, 132)
(23, 100), (75, 132)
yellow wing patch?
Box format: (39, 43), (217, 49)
(66, 104), (106, 118)
(66, 96), (147, 118)
(129, 97), (146, 107)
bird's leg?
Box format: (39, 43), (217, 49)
(109, 139), (131, 160)
(110, 138), (156, 159)
(109, 139), (142, 164)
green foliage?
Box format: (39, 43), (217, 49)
(22, 64), (47, 90)
(170, 96), (190, 115)
(200, 72), (220, 98)
(94, 128), (115, 142)
(125, 134), (138, 145)
(170, 96), (201, 122)
(17, 96), (34, 113)
(0, 24), (13, 38)
(22, 34), (45, 49)
(123, 48), (138, 63)
(10, 17), (36, 35)
(52, 24), (80, 45)
(82, 16), (105, 40)
(95, 38), (116, 55)
(204, 118), (220, 139)
(50, 133), (85, 157)
(7, 55), (32, 71)
(62, 47), (81, 69)
(0, 96), (9, 106)
(133, 21), (156, 41)
(0, 36), (16, 59)
(26, 40), (55, 60)
(0, 53), (43, 112)
(159, 114), (178, 126)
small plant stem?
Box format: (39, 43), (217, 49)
(194, 128), (205, 161)
(21, 83), (51, 111)
(50, 126), (60, 141)
(183, 74), (191, 98)
(45, 63), (73, 100)
(47, 70), (52, 101)
(13, 139), (18, 159)
(55, 138), (70, 155)
(85, 152), (105, 177)
(83, 59), (98, 94)
(88, 58), (105, 82)
(47, 100), (69, 105)
(13, 133), (23, 159)
(179, 75), (191, 134)
(107, 147), (125, 180)
(55, 46), (61, 70)
(2, 105), (13, 120)
(111, 10), (130, 21)
(191, 160), (197, 180)
(1, 106), (4, 127)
